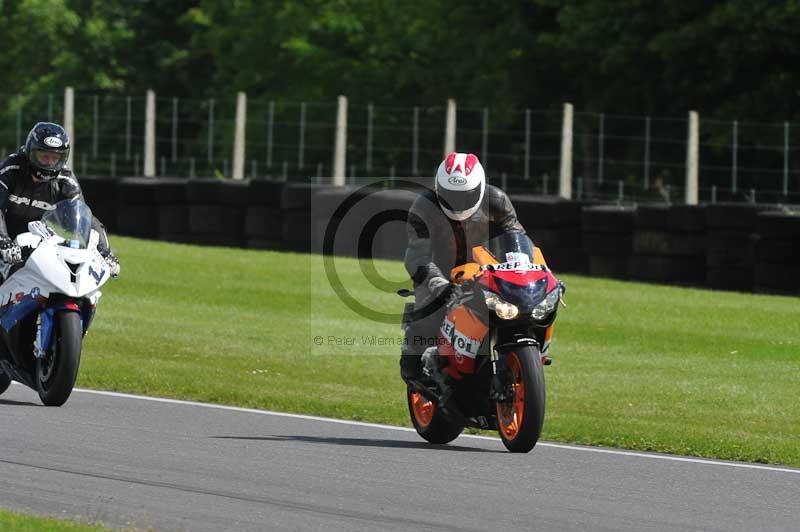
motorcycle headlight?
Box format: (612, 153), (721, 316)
(485, 293), (519, 320)
(531, 286), (561, 321)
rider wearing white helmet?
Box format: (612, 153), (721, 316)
(400, 152), (527, 382)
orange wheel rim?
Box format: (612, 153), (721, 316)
(497, 352), (525, 440)
(411, 391), (434, 427)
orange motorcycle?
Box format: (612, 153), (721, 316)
(402, 231), (564, 452)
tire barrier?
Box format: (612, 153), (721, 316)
(77, 176), (798, 295)
(245, 179), (287, 249)
(152, 178), (191, 243)
(310, 186), (369, 257)
(282, 183), (332, 252)
(115, 178), (162, 238)
(79, 176), (119, 232)
(703, 203), (774, 291)
(630, 204), (705, 285)
(371, 189), (418, 260)
(582, 205), (636, 280)
(753, 211), (800, 294)
(511, 195), (588, 274)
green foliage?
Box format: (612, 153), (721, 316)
(2, 0), (798, 122)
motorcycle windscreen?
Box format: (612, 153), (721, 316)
(485, 231), (535, 263)
(473, 231), (543, 267)
(41, 199), (94, 249)
(438, 305), (489, 379)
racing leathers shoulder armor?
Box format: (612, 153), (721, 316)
(404, 184), (526, 290)
(0, 150), (111, 255)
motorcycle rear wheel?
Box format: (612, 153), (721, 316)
(0, 371), (10, 395)
(37, 311), (82, 407)
(407, 388), (463, 445)
(495, 346), (546, 453)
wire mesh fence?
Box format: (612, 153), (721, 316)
(1, 90), (798, 203)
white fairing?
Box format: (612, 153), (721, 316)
(0, 224), (108, 307)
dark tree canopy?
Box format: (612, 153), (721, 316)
(0, 0), (797, 121)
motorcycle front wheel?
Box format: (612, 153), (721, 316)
(37, 311), (82, 407)
(407, 388), (463, 445)
(495, 346), (546, 453)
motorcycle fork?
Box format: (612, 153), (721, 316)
(33, 308), (57, 360)
(489, 330), (509, 401)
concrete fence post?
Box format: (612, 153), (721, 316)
(333, 95), (348, 186)
(298, 101), (307, 170)
(412, 106), (419, 176)
(444, 98), (457, 156)
(783, 121), (790, 196)
(207, 98), (215, 166)
(559, 102), (574, 199)
(92, 95), (99, 158)
(125, 96), (132, 161)
(63, 87), (75, 170)
(731, 120), (738, 193)
(686, 110), (699, 205)
(144, 89), (156, 177)
(172, 97), (179, 163)
(232, 91), (247, 180)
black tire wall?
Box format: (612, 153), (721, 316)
(82, 176), (800, 294)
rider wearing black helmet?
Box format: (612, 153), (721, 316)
(0, 122), (119, 276)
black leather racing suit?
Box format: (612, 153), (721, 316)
(401, 184), (526, 364)
(0, 151), (111, 255)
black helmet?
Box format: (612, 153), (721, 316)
(24, 122), (70, 181)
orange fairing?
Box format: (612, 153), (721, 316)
(447, 305), (489, 345)
(450, 263), (482, 284)
(472, 245), (500, 266)
(440, 305), (490, 377)
(533, 247), (548, 268)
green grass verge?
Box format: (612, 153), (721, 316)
(72, 236), (800, 466)
(0, 509), (108, 531)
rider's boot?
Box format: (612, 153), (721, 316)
(400, 345), (424, 383)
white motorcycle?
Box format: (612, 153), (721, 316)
(0, 199), (110, 406)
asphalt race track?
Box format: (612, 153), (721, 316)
(1, 384), (798, 532)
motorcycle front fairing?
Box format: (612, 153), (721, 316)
(0, 228), (108, 363)
(444, 231), (563, 372)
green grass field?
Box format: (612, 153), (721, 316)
(61, 236), (800, 466)
(0, 510), (109, 531)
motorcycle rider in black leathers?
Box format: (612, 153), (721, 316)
(400, 152), (525, 382)
(0, 122), (120, 278)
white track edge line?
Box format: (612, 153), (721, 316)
(66, 387), (800, 476)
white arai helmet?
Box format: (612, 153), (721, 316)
(434, 152), (486, 221)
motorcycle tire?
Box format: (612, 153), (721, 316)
(407, 388), (463, 445)
(37, 311), (82, 407)
(0, 371), (10, 395)
(496, 346), (546, 453)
